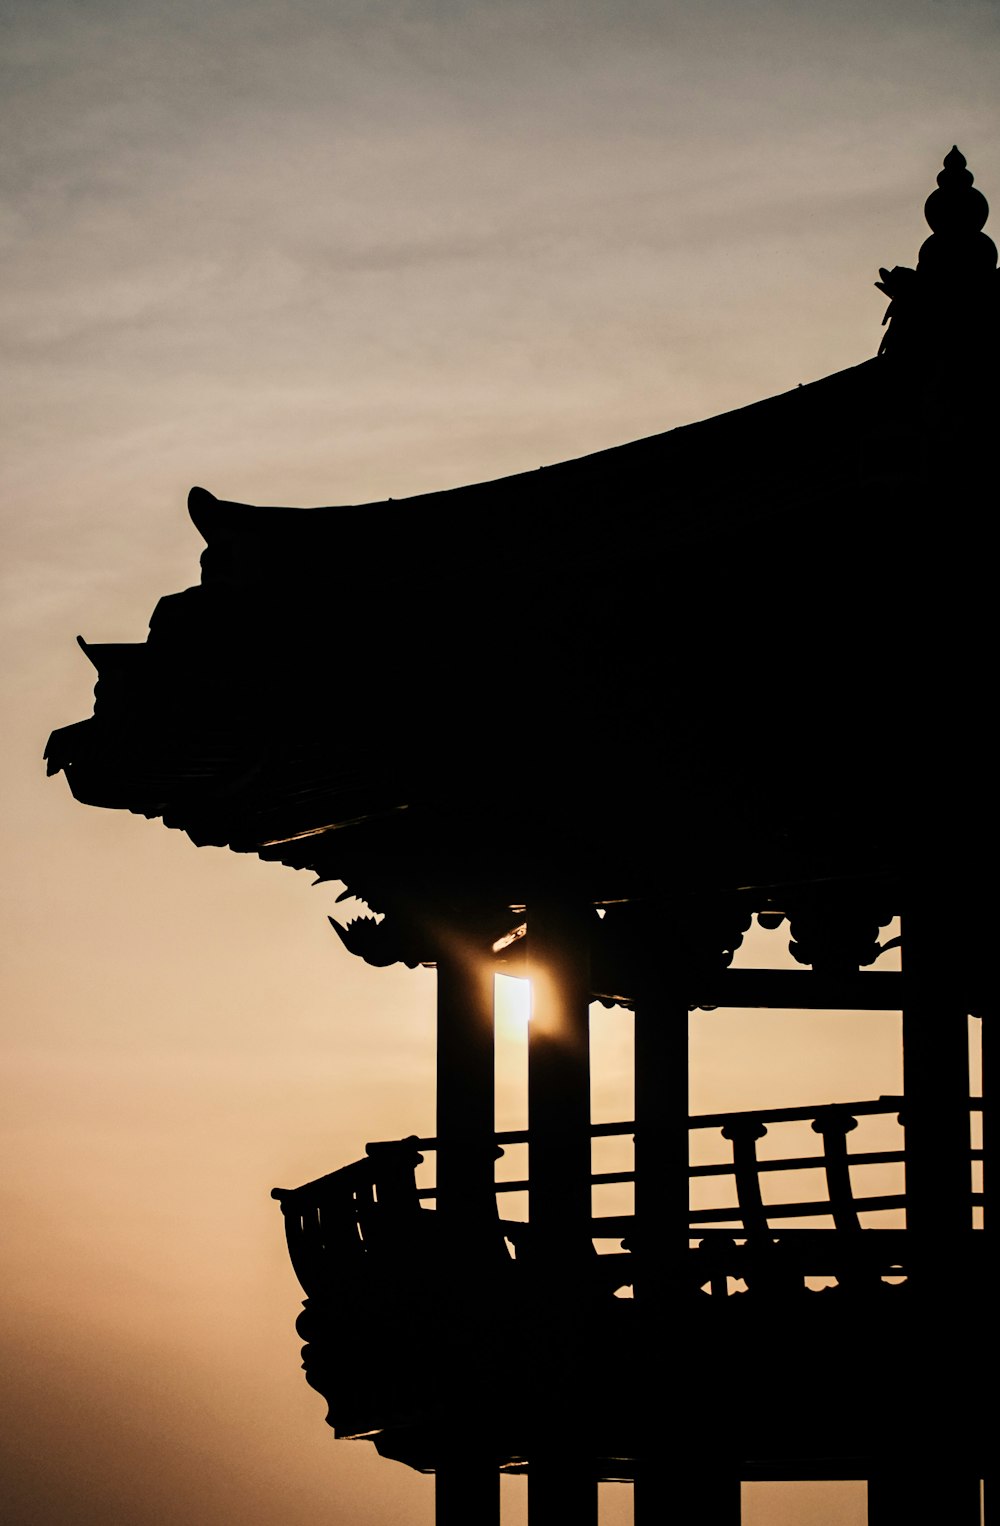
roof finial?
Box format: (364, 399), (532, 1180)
(918, 146), (993, 265)
(876, 147), (998, 359)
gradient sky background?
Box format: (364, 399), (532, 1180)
(3, 2), (998, 1522)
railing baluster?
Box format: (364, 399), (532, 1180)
(811, 1107), (861, 1232)
(274, 1163), (372, 1298)
(811, 1106), (879, 1292)
(720, 1116), (770, 1239)
(277, 1094), (980, 1300)
(719, 1114), (805, 1297)
(695, 1233), (737, 1298)
(288, 1201), (324, 1298)
(365, 1138), (425, 1259)
(318, 1181), (366, 1274)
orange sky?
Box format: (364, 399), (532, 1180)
(3, 3), (997, 1521)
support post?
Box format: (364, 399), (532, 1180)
(527, 896), (593, 1271)
(528, 1457), (598, 1526)
(636, 1471), (741, 1525)
(634, 988), (690, 1302)
(434, 941), (502, 1526)
(901, 902), (972, 1261)
(894, 902), (979, 1517)
(436, 1453), (500, 1526)
(868, 1469), (981, 1525)
(436, 938), (497, 1256)
(980, 1011), (992, 1237)
(633, 988), (692, 1518)
(525, 897), (595, 1523)
(982, 1014), (993, 1526)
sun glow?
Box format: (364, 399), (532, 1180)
(495, 973), (531, 1039)
(494, 974), (530, 1139)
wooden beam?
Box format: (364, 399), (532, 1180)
(688, 969), (906, 1010)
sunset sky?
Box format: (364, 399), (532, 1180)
(3, 2), (998, 1522)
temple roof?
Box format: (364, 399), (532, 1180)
(46, 150), (999, 958)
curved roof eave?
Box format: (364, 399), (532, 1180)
(187, 357), (885, 553)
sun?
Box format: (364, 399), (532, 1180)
(494, 974), (531, 1040)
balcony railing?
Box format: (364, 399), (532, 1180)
(272, 1095), (984, 1302)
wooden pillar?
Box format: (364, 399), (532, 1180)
(436, 1453), (499, 1526)
(894, 903), (979, 1517)
(525, 898), (594, 1524)
(636, 1471), (741, 1525)
(634, 987), (690, 1301)
(901, 902), (972, 1257)
(527, 896), (593, 1270)
(435, 944), (501, 1526)
(868, 1469), (981, 1525)
(436, 941), (497, 1252)
(633, 987), (696, 1520)
(980, 1012), (992, 1236)
(528, 1458), (597, 1526)
(980, 1012), (992, 1526)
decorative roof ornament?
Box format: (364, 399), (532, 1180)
(876, 147), (999, 360)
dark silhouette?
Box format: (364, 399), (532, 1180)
(48, 151), (993, 1523)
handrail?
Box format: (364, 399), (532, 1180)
(273, 1095), (983, 1301)
(369, 1093), (988, 1154)
(360, 1098), (977, 1202)
(339, 1095), (985, 1223)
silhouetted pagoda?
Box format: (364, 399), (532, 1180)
(47, 150), (994, 1523)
